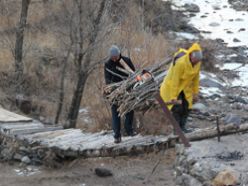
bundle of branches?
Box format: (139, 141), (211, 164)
(104, 57), (172, 117)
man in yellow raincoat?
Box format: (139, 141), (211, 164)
(160, 43), (203, 133)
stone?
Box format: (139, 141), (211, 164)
(192, 103), (208, 112)
(212, 169), (238, 186)
(13, 153), (22, 161)
(233, 38), (241, 42)
(238, 28), (246, 32)
(235, 18), (244, 22)
(223, 114), (241, 126)
(1, 148), (14, 160)
(21, 156), (31, 164)
(95, 168), (113, 177)
(180, 173), (203, 186)
(183, 3), (200, 13)
(190, 161), (217, 182)
(209, 22), (220, 27)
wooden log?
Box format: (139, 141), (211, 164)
(11, 126), (63, 136)
(186, 123), (248, 141)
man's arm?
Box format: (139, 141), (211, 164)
(121, 56), (135, 72)
(170, 62), (184, 101)
(192, 72), (200, 103)
(104, 63), (112, 84)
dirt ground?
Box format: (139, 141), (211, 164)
(0, 149), (176, 186)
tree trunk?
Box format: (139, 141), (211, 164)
(66, 72), (87, 128)
(54, 49), (71, 124)
(66, 0), (107, 128)
(14, 0), (30, 94)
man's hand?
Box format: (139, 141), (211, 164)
(102, 85), (112, 95)
(193, 94), (199, 103)
(170, 99), (182, 105)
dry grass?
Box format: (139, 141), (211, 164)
(0, 0), (184, 136)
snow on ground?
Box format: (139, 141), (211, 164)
(222, 63), (248, 87)
(164, 0), (248, 88)
(199, 72), (226, 97)
(200, 86), (224, 97)
(174, 32), (198, 40)
(170, 0), (248, 47)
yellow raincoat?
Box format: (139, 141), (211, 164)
(160, 43), (202, 109)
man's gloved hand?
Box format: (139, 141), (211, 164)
(102, 85), (112, 95)
(170, 99), (182, 105)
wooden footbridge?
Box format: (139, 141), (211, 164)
(1, 107), (248, 165)
(0, 108), (178, 164)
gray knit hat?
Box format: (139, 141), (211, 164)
(109, 45), (121, 57)
(191, 50), (203, 61)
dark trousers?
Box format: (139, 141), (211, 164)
(171, 91), (190, 130)
(111, 104), (134, 139)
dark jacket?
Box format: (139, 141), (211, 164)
(104, 55), (135, 84)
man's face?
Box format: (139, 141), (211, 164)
(190, 56), (200, 65)
(111, 55), (120, 62)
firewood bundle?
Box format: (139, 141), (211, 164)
(104, 57), (172, 117)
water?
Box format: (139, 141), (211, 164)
(169, 0), (248, 47)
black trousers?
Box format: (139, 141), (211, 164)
(171, 91), (190, 130)
(111, 104), (134, 139)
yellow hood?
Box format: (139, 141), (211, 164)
(187, 43), (202, 54)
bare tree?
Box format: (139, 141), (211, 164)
(54, 0), (111, 128)
(14, 0), (30, 94)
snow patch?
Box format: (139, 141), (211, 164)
(170, 0), (248, 47)
(200, 87), (224, 97)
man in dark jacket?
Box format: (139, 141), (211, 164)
(104, 45), (135, 143)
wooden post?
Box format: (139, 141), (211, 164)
(216, 116), (221, 142)
(156, 94), (191, 147)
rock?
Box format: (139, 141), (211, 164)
(201, 30), (211, 34)
(13, 153), (22, 161)
(95, 168), (113, 177)
(190, 161), (217, 182)
(212, 5), (221, 10)
(229, 19), (234, 22)
(184, 3), (200, 13)
(233, 38), (240, 42)
(228, 95), (248, 104)
(216, 38), (225, 43)
(21, 156), (31, 164)
(200, 78), (223, 88)
(179, 173), (203, 186)
(212, 169), (238, 186)
(189, 13), (196, 17)
(209, 22), (220, 27)
(192, 103), (208, 112)
(223, 114), (241, 126)
(238, 28), (246, 32)
(235, 18), (243, 22)
(1, 148), (14, 160)
(178, 24), (200, 33)
(201, 15), (207, 18)
(226, 30), (233, 34)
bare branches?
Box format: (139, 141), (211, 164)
(104, 57), (172, 117)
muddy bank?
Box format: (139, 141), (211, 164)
(0, 150), (176, 186)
